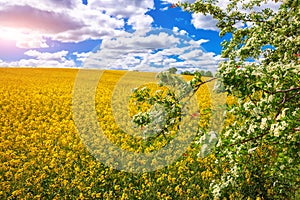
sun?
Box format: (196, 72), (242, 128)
(0, 27), (47, 48)
(0, 28), (28, 41)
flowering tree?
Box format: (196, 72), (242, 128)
(132, 0), (299, 198)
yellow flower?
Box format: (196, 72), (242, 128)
(0, 69), (225, 199)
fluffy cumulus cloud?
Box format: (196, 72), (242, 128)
(73, 52), (91, 63)
(81, 28), (220, 73)
(0, 0), (160, 68)
(127, 14), (154, 34)
(0, 29), (50, 48)
(0, 0), (155, 48)
(0, 0), (241, 70)
(191, 14), (219, 31)
(0, 5), (83, 33)
(88, 0), (154, 18)
(1, 50), (75, 68)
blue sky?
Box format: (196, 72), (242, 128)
(0, 0), (280, 73)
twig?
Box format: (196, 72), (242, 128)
(274, 92), (287, 120)
(185, 77), (217, 102)
(275, 86), (300, 93)
(262, 86), (300, 95)
(230, 130), (269, 147)
(284, 91), (300, 103)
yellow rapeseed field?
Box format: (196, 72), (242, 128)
(0, 68), (221, 199)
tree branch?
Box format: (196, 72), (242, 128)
(275, 86), (300, 93)
(230, 130), (270, 147)
(284, 91), (300, 103)
(263, 86), (300, 95)
(193, 77), (218, 92)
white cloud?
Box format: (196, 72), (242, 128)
(88, 0), (154, 18)
(73, 52), (91, 63)
(1, 26), (221, 71)
(179, 49), (204, 60)
(160, 7), (169, 11)
(0, 50), (75, 68)
(172, 26), (195, 37)
(188, 39), (209, 46)
(24, 50), (68, 61)
(191, 14), (219, 31)
(85, 0), (155, 35)
(0, 0), (155, 48)
(101, 32), (180, 50)
(0, 5), (83, 33)
(173, 27), (179, 33)
(0, 27), (50, 48)
(82, 31), (181, 70)
(127, 14), (154, 34)
(0, 0), (236, 70)
(179, 29), (187, 35)
(80, 29), (220, 73)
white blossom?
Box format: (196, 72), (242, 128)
(247, 124), (257, 134)
(260, 118), (268, 129)
(216, 139), (222, 147)
(268, 95), (274, 102)
(224, 129), (231, 137)
(280, 121), (287, 130)
(243, 101), (254, 111)
(248, 147), (257, 154)
(272, 74), (279, 79)
(274, 127), (280, 137)
(281, 108), (289, 118)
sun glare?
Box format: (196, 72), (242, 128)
(0, 28), (27, 41)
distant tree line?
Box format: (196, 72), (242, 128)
(167, 67), (214, 77)
(181, 70), (213, 77)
